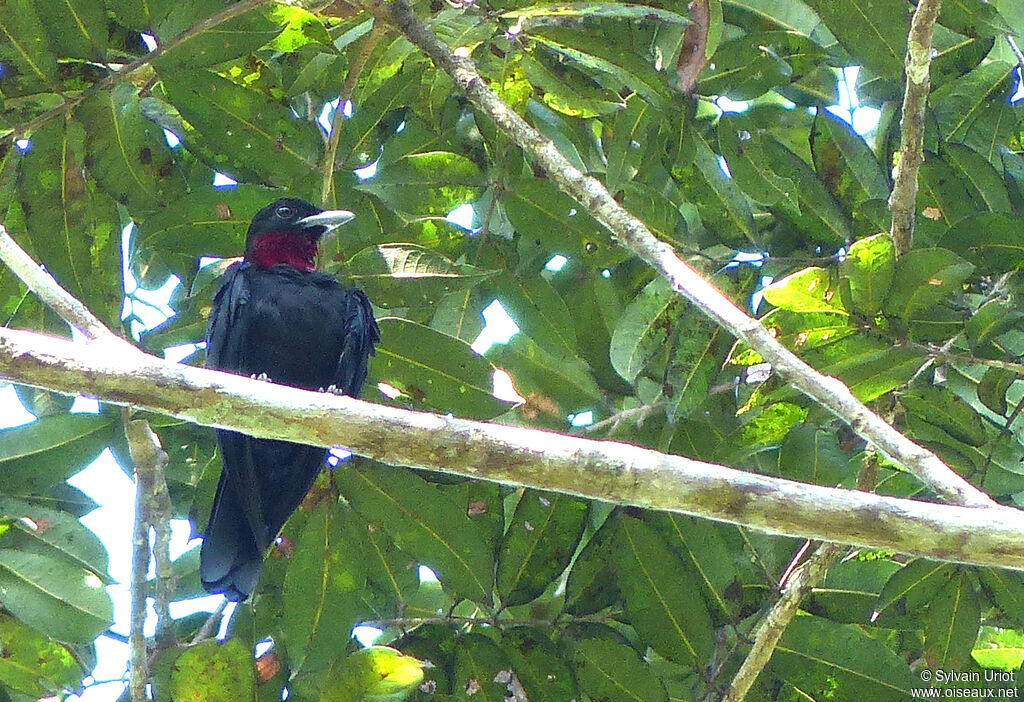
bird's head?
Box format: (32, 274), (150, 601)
(244, 197), (355, 271)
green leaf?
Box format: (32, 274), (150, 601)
(722, 0), (837, 49)
(341, 66), (424, 169)
(501, 3), (689, 23)
(943, 144), (1012, 213)
(778, 423), (848, 485)
(159, 69), (321, 187)
(763, 137), (851, 245)
(644, 513), (741, 623)
(810, 110), (889, 212)
(605, 97), (656, 193)
(977, 367), (1014, 417)
(342, 244), (495, 309)
(931, 61), (1016, 144)
(610, 276), (684, 383)
(35, 0), (106, 61)
(502, 176), (625, 268)
(874, 560), (956, 626)
(0, 497), (111, 584)
(0, 0), (57, 93)
(503, 627), (575, 700)
(359, 514), (419, 612)
(355, 152), (482, 218)
(899, 386), (988, 448)
(804, 0), (907, 79)
(966, 299), (1024, 350)
(370, 317), (515, 420)
(564, 511), (621, 615)
(268, 5), (334, 52)
(169, 639), (254, 702)
(284, 502), (365, 675)
(614, 516), (714, 665)
(699, 31), (827, 101)
(679, 124), (757, 243)
(105, 0), (174, 30)
(770, 614), (915, 696)
(75, 82), (186, 214)
(131, 185), (276, 278)
(531, 27), (672, 110)
(0, 414), (115, 494)
(566, 626), (668, 702)
(520, 53), (623, 118)
(491, 271), (576, 357)
(338, 462), (494, 603)
(925, 571), (980, 670)
(882, 248), (974, 321)
(839, 233), (895, 317)
(155, 6), (282, 69)
(0, 550), (112, 644)
(940, 213), (1024, 275)
(497, 490), (587, 607)
(718, 115), (799, 211)
(0, 613), (79, 697)
(763, 267), (846, 314)
(18, 118), (123, 322)
(978, 568), (1024, 625)
(794, 337), (925, 402)
(313, 647), (425, 702)
(488, 333), (602, 423)
(453, 633), (511, 702)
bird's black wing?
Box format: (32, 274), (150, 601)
(333, 287), (380, 396)
(201, 264), (271, 597)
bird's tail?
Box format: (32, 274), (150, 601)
(200, 473), (263, 602)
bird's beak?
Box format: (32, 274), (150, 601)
(298, 209), (355, 233)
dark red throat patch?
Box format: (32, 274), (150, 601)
(247, 231), (318, 271)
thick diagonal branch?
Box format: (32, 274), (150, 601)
(360, 0), (992, 509)
(2, 326), (1024, 570)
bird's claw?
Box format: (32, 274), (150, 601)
(322, 384), (345, 396)
(250, 372), (271, 382)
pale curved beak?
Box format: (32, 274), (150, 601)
(298, 209), (355, 232)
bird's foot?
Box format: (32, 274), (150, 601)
(250, 372), (271, 382)
(322, 384), (346, 396)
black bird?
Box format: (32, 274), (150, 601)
(200, 197), (379, 601)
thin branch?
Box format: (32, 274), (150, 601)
(577, 402), (665, 435)
(719, 542), (846, 702)
(676, 0), (711, 94)
(888, 0), (944, 254)
(4, 326), (1024, 571)
(0, 226), (115, 340)
(191, 600), (230, 644)
(359, 0), (994, 509)
(125, 416), (153, 702)
(320, 21), (387, 207)
(0, 0), (275, 149)
(715, 449), (884, 700)
(1006, 35), (1024, 72)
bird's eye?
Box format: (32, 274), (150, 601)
(275, 205), (294, 218)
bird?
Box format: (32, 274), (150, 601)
(199, 197), (379, 601)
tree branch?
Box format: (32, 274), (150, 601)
(125, 417), (154, 702)
(0, 226), (117, 341)
(888, 0), (943, 254)
(720, 542), (846, 702)
(320, 21), (386, 208)
(3, 325), (1024, 570)
(358, 0), (994, 509)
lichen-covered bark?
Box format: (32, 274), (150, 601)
(2, 325), (1022, 570)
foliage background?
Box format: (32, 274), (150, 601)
(3, 0), (1024, 700)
